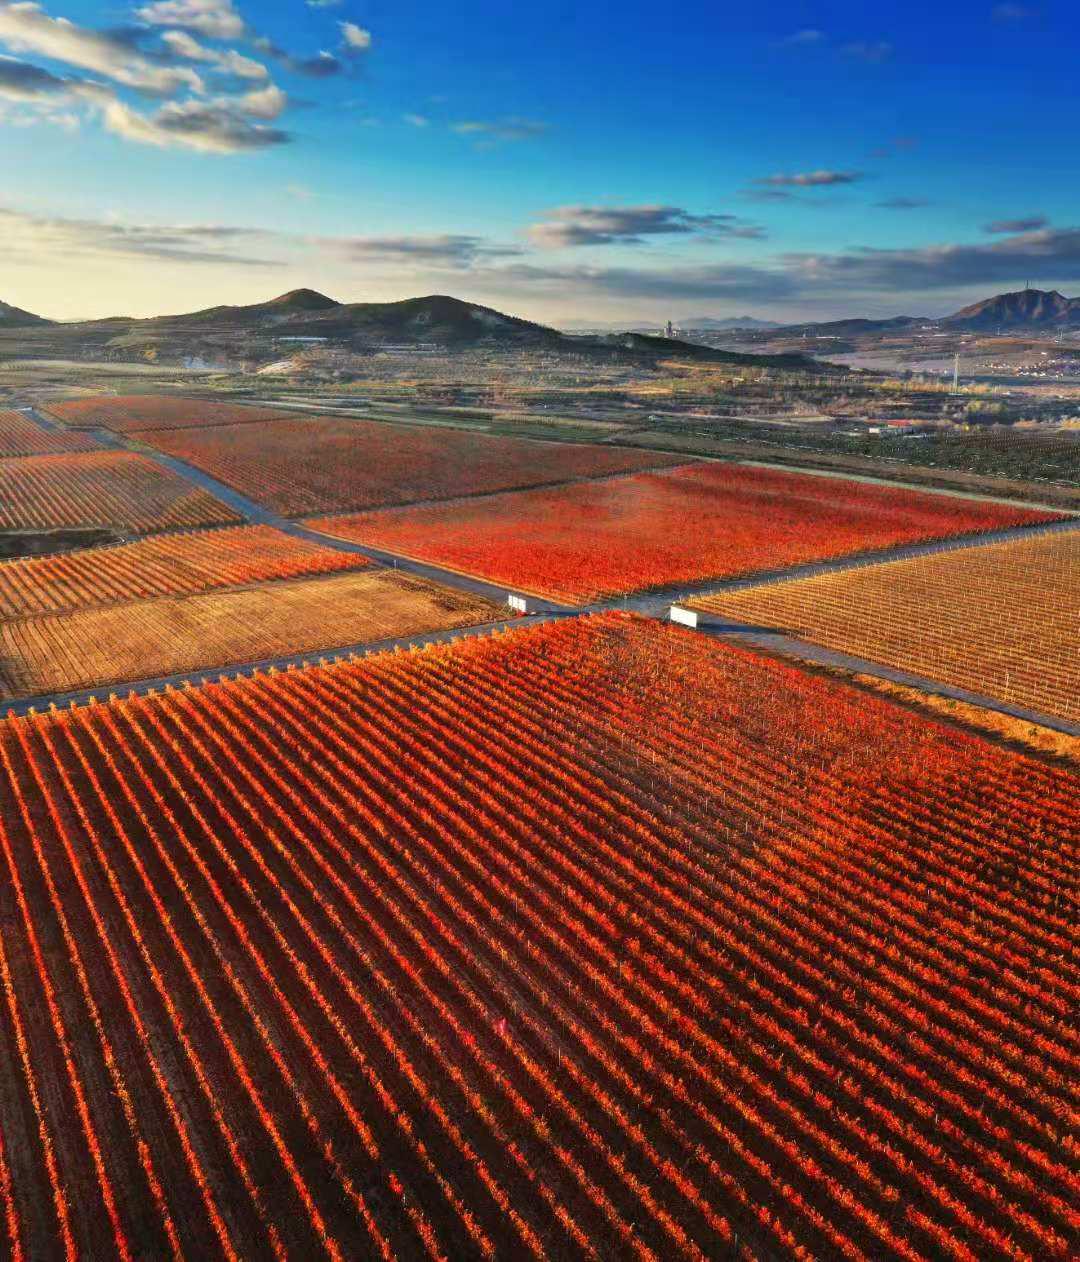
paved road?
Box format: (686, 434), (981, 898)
(612, 515), (1080, 617)
(683, 615), (1080, 738)
(23, 409), (574, 613)
(14, 404), (1079, 736)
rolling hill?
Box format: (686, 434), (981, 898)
(0, 299), (50, 328)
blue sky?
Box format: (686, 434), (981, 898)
(0, 0), (1076, 323)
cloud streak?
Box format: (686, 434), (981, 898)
(526, 204), (764, 247)
(452, 116), (548, 144)
(0, 204), (278, 265)
(328, 234), (523, 267)
(756, 170), (864, 188)
(983, 215), (1048, 234)
(0, 1), (203, 95)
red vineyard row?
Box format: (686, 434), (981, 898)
(0, 615), (1074, 1260)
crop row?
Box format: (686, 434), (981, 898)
(310, 463), (1057, 602)
(45, 395), (295, 434)
(0, 524), (366, 620)
(0, 615), (1073, 1259)
(0, 451), (241, 534)
(0, 410), (101, 459)
(691, 528), (1079, 721)
(135, 414), (685, 517)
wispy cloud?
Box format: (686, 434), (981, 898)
(526, 204), (764, 248)
(755, 170), (864, 188)
(877, 197), (930, 210)
(134, 0), (245, 41)
(327, 234), (523, 267)
(159, 30), (267, 81)
(983, 215), (1048, 234)
(0, 204), (278, 265)
(452, 116), (548, 145)
(781, 225), (1080, 292)
(0, 2), (203, 95)
(0, 53), (81, 98)
(101, 95), (290, 152)
(477, 260), (798, 303)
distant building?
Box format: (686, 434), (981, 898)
(665, 321), (675, 339)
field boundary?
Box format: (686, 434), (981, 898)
(1, 612), (556, 718)
(683, 614), (1080, 737)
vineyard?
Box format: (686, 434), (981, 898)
(0, 451), (242, 534)
(690, 528), (1080, 722)
(0, 524), (368, 620)
(0, 614), (1072, 1259)
(45, 395), (295, 434)
(311, 463), (1056, 602)
(134, 414), (686, 516)
(0, 409), (101, 458)
(0, 570), (495, 699)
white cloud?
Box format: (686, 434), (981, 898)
(0, 2), (203, 95)
(160, 29), (268, 80)
(101, 95), (288, 152)
(339, 21), (371, 51)
(0, 203), (280, 265)
(135, 0), (245, 40)
(234, 81), (285, 119)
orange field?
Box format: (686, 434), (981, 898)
(311, 463), (1056, 601)
(0, 409), (102, 458)
(0, 524), (367, 619)
(0, 570), (496, 698)
(0, 450), (241, 533)
(691, 528), (1080, 722)
(46, 395), (294, 433)
(0, 614), (1073, 1258)
(135, 414), (687, 516)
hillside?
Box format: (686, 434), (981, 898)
(1, 289), (828, 372)
(942, 288), (1080, 331)
(0, 299), (50, 328)
(139, 291), (565, 347)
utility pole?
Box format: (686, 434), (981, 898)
(953, 352), (960, 392)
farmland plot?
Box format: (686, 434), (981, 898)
(0, 451), (241, 534)
(135, 414), (687, 516)
(0, 408), (102, 458)
(46, 395), (295, 433)
(0, 569), (496, 699)
(312, 462), (1056, 602)
(0, 524), (367, 620)
(690, 528), (1080, 722)
(0, 614), (1073, 1259)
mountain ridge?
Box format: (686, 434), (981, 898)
(0, 299), (51, 328)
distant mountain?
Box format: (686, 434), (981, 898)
(942, 288), (1080, 331)
(9, 289), (832, 372)
(141, 291), (567, 347)
(0, 299), (50, 328)
(678, 316), (782, 330)
(774, 315), (927, 338)
(588, 331), (828, 370)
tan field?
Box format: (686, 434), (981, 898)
(0, 568), (498, 700)
(690, 530), (1079, 723)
